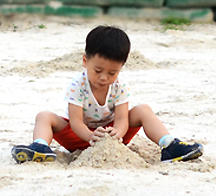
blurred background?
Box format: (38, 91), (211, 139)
(0, 0), (216, 22)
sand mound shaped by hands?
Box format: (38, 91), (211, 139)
(70, 133), (149, 169)
(6, 50), (158, 77)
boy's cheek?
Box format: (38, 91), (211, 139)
(110, 76), (118, 83)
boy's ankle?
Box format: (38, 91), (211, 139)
(34, 138), (48, 146)
(159, 135), (174, 149)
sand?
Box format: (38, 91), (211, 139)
(69, 133), (149, 169)
(0, 14), (216, 195)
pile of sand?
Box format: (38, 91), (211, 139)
(7, 50), (84, 77)
(69, 133), (149, 169)
(54, 134), (215, 173)
(124, 50), (158, 70)
(4, 50), (158, 77)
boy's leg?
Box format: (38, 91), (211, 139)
(129, 104), (203, 162)
(129, 104), (170, 144)
(33, 111), (69, 144)
(11, 111), (68, 164)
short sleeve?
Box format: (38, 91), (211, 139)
(114, 82), (130, 106)
(64, 80), (84, 107)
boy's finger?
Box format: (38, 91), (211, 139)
(118, 138), (123, 143)
(92, 135), (101, 142)
(94, 130), (105, 137)
(109, 130), (117, 136)
(112, 136), (122, 143)
(112, 135), (118, 140)
(96, 126), (106, 132)
(106, 127), (113, 133)
(89, 140), (95, 146)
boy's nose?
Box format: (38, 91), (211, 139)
(100, 73), (107, 81)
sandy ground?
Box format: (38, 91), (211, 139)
(0, 14), (216, 195)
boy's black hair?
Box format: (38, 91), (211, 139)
(85, 25), (131, 63)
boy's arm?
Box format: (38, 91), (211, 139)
(68, 103), (106, 144)
(109, 102), (129, 139)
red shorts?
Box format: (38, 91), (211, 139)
(53, 118), (141, 152)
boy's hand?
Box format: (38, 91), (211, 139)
(106, 127), (123, 143)
(89, 126), (107, 146)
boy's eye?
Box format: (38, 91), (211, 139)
(109, 72), (116, 76)
(95, 70), (101, 73)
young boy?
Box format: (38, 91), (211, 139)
(11, 25), (203, 164)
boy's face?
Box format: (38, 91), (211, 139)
(83, 54), (123, 90)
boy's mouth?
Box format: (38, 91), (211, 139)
(98, 83), (106, 87)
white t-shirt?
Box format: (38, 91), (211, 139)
(64, 69), (130, 128)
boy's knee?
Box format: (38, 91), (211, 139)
(35, 111), (53, 122)
(135, 104), (153, 112)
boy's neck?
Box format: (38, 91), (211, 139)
(90, 84), (110, 106)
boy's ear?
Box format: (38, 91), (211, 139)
(83, 54), (87, 68)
